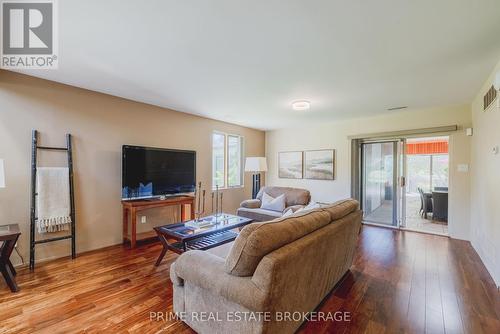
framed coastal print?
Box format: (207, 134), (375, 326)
(278, 151), (303, 179)
(304, 150), (335, 180)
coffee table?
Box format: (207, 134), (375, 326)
(153, 213), (253, 266)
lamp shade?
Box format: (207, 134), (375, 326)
(0, 159), (5, 188)
(245, 157), (268, 172)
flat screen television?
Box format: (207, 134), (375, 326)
(122, 145), (196, 200)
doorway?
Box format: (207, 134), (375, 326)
(361, 141), (399, 226)
(357, 135), (449, 236)
(404, 136), (449, 235)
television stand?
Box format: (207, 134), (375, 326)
(122, 196), (195, 248)
(142, 194), (193, 201)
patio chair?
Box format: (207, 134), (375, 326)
(432, 191), (448, 221)
(418, 188), (433, 219)
(417, 188), (424, 215)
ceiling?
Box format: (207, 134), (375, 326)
(13, 0), (500, 130)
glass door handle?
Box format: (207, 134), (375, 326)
(400, 177), (406, 187)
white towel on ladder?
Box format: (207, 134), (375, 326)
(36, 167), (72, 233)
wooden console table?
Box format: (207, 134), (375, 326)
(122, 196), (195, 248)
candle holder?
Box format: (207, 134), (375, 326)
(194, 182), (206, 222)
(212, 185), (224, 220)
(219, 191), (223, 216)
(211, 191), (215, 214)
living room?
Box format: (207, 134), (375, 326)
(1, 1), (499, 333)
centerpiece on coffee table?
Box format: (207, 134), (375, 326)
(153, 183), (253, 266)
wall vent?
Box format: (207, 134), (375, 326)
(483, 85), (497, 111)
(387, 106), (408, 111)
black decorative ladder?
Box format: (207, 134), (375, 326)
(29, 130), (76, 270)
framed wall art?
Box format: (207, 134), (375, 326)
(304, 149), (335, 180)
(278, 151), (303, 179)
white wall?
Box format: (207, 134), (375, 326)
(266, 105), (472, 240)
(470, 60), (500, 287)
(0, 71), (265, 265)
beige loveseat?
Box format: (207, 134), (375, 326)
(170, 199), (362, 334)
(236, 186), (311, 222)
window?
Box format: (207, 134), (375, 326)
(212, 132), (243, 188)
(212, 133), (225, 188)
(227, 135), (242, 187)
(407, 154), (449, 193)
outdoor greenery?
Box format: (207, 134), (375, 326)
(407, 154), (448, 193)
(227, 135), (242, 187)
(212, 133), (225, 188)
(212, 132), (243, 188)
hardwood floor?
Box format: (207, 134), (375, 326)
(0, 225), (499, 333)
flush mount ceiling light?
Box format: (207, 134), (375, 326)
(291, 100), (311, 111)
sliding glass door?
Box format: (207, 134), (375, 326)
(357, 136), (451, 233)
(361, 141), (402, 226)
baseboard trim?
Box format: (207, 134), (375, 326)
(470, 238), (500, 289)
(13, 241), (138, 269)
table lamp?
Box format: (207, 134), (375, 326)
(245, 157), (267, 199)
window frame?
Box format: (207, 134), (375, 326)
(211, 131), (244, 190)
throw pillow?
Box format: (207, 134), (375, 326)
(260, 192), (286, 212)
(282, 208), (294, 218)
(294, 201), (321, 215)
(303, 201), (321, 211)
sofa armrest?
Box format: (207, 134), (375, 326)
(240, 199), (262, 209)
(170, 261), (184, 286)
(173, 250), (268, 311)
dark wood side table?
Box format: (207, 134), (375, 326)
(0, 224), (21, 292)
(122, 196), (195, 248)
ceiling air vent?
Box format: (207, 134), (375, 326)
(483, 85), (497, 111)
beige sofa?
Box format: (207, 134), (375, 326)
(170, 199), (362, 334)
(237, 186), (311, 222)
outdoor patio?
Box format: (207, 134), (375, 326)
(363, 195), (448, 235)
(405, 193), (448, 235)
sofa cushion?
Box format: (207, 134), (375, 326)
(321, 199), (359, 221)
(224, 210), (331, 277)
(260, 192), (286, 212)
(256, 186), (311, 207)
(206, 241), (234, 259)
(236, 207), (282, 222)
